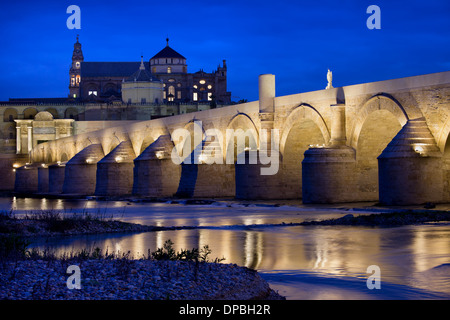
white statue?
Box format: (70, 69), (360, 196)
(326, 69), (333, 89)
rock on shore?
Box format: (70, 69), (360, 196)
(0, 259), (285, 300)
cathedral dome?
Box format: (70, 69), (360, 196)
(126, 56), (161, 82)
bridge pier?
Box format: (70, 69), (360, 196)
(175, 139), (235, 198)
(48, 162), (66, 194)
(235, 74), (283, 199)
(37, 165), (49, 194)
(302, 147), (357, 203)
(235, 150), (283, 199)
(95, 141), (136, 196)
(62, 144), (104, 195)
(14, 164), (39, 194)
(301, 101), (359, 203)
(132, 135), (181, 197)
(378, 118), (443, 205)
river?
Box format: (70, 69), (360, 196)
(1, 196), (450, 300)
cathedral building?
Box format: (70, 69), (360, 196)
(69, 37), (231, 104)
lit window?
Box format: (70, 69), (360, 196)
(152, 67), (156, 73)
(207, 85), (212, 89)
(75, 62), (80, 68)
(208, 93), (212, 101)
(193, 85), (198, 89)
(193, 92), (198, 101)
(163, 91), (166, 99)
(168, 79), (175, 82)
(88, 91), (98, 96)
(168, 86), (175, 102)
(76, 75), (80, 84)
(71, 77), (75, 86)
(167, 67), (172, 74)
(177, 83), (181, 87)
(73, 94), (77, 98)
(177, 91), (181, 99)
(199, 80), (206, 84)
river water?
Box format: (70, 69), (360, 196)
(1, 196), (450, 300)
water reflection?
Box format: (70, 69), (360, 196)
(28, 224), (450, 295)
(2, 197), (450, 298)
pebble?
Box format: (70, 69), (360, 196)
(0, 259), (284, 300)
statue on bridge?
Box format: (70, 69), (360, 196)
(326, 69), (333, 89)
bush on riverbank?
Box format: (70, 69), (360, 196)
(0, 237), (284, 300)
(0, 209), (153, 236)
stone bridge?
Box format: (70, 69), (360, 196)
(15, 71), (450, 205)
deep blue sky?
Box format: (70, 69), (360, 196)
(0, 0), (448, 102)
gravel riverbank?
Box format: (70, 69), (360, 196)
(0, 259), (285, 300)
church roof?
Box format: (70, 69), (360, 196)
(150, 43), (186, 60)
(81, 62), (150, 77)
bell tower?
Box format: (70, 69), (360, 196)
(69, 34), (84, 99)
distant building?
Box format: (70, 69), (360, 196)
(0, 36), (232, 157)
(70, 37), (231, 104)
(121, 57), (164, 104)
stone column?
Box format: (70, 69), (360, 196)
(235, 74), (282, 200)
(16, 126), (21, 154)
(27, 126), (33, 153)
(329, 104), (347, 147)
(258, 74), (275, 151)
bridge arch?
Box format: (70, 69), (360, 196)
(278, 103), (330, 199)
(225, 112), (259, 163)
(280, 103), (330, 156)
(169, 119), (206, 162)
(349, 93), (413, 149)
(351, 93), (411, 200)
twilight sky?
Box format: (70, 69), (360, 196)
(0, 0), (448, 102)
